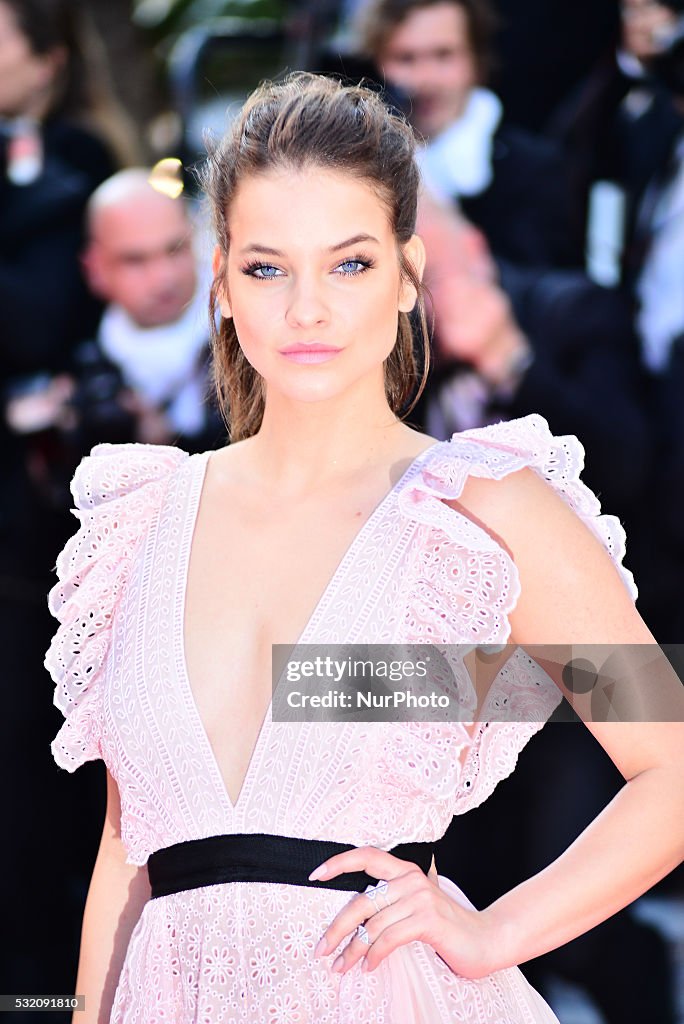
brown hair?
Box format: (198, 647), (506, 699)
(200, 71), (431, 442)
(358, 0), (498, 83)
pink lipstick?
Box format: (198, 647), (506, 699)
(279, 343), (342, 364)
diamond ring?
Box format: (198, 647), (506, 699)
(364, 879), (390, 909)
(355, 923), (371, 945)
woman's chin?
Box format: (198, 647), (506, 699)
(264, 382), (350, 407)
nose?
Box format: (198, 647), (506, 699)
(144, 262), (181, 307)
(285, 271), (330, 330)
(388, 62), (425, 96)
(150, 254), (179, 291)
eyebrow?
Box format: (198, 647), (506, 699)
(239, 233), (380, 256)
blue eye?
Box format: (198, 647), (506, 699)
(249, 264), (281, 279)
(335, 259), (372, 276)
(241, 255), (374, 280)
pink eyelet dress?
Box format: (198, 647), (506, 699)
(45, 413), (637, 1023)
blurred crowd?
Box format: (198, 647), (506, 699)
(2, 0), (684, 1020)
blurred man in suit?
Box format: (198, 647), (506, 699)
(80, 168), (224, 453)
(357, 0), (574, 267)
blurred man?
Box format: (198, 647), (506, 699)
(414, 190), (650, 510)
(357, 0), (573, 267)
(81, 167), (223, 450)
(629, 8), (684, 373)
(550, 0), (684, 275)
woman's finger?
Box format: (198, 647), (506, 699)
(361, 913), (431, 973)
(330, 903), (414, 975)
(308, 844), (420, 883)
(315, 868), (426, 958)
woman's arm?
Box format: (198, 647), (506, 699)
(72, 769), (151, 1024)
(449, 466), (684, 972)
(305, 463), (683, 981)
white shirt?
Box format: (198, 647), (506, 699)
(414, 87), (503, 204)
(98, 282), (211, 436)
(636, 133), (684, 373)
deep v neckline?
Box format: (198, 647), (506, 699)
(175, 441), (442, 817)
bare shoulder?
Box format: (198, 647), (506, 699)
(444, 465), (585, 559)
(204, 437), (251, 474)
(444, 466), (653, 645)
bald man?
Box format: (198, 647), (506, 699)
(80, 167), (223, 449)
(84, 168), (198, 329)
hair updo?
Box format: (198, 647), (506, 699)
(201, 71), (430, 442)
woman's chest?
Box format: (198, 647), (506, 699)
(113, 452), (508, 705)
(102, 456), (451, 813)
(98, 454), (561, 851)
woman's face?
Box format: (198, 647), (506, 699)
(214, 166), (424, 410)
(0, 2), (61, 118)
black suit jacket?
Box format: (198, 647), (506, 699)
(549, 49), (684, 272)
(458, 121), (575, 268)
(0, 117), (116, 579)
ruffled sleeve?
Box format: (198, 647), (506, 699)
(451, 413), (637, 600)
(397, 413), (639, 814)
(45, 442), (188, 772)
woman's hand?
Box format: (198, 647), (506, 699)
(309, 846), (502, 980)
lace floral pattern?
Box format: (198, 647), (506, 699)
(45, 443), (187, 771)
(45, 414), (638, 1023)
(397, 412), (637, 814)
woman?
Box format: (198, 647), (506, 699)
(45, 73), (684, 1023)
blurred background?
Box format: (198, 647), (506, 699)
(1, 0), (683, 1020)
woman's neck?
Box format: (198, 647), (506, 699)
(242, 390), (415, 496)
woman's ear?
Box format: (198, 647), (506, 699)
(212, 243), (232, 319)
(398, 233), (427, 313)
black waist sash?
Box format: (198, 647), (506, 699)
(147, 833), (434, 899)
